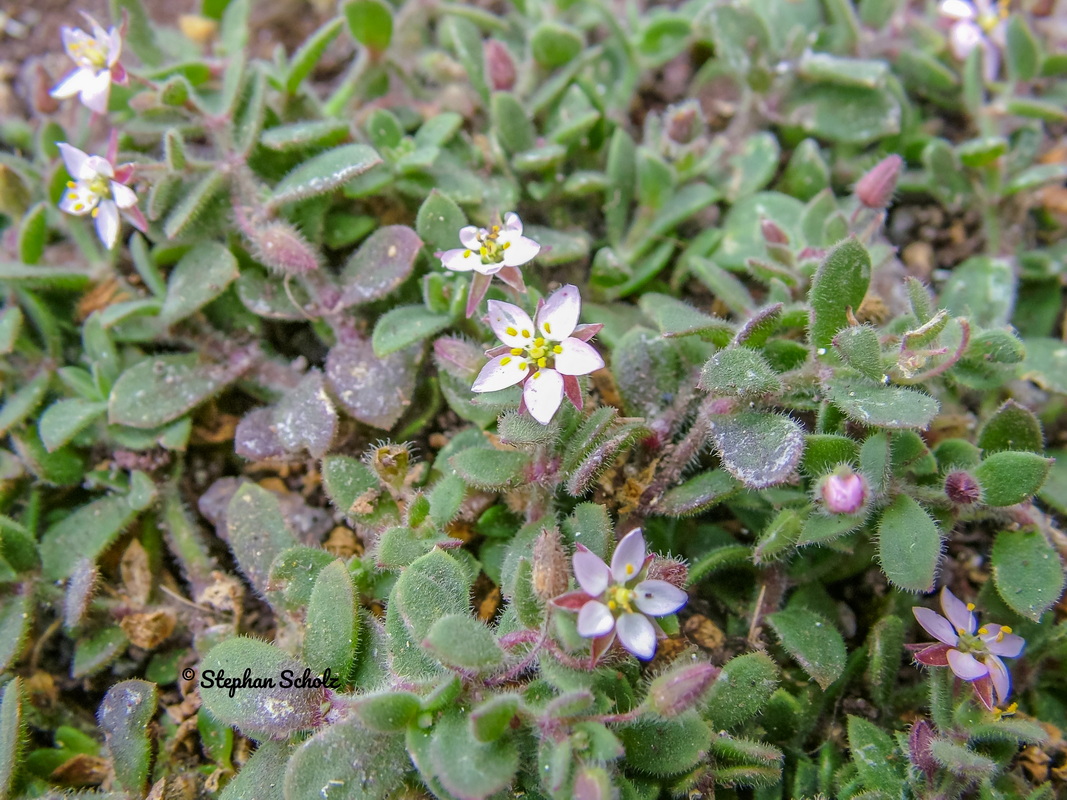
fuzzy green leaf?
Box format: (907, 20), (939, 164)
(826, 379), (939, 429)
(654, 469), (741, 518)
(428, 708), (518, 799)
(98, 681), (157, 796)
(977, 400), (1043, 453)
(372, 305), (452, 358)
(451, 448), (528, 490)
(700, 348), (781, 397)
(767, 608), (846, 689)
(304, 560), (359, 679)
(877, 494), (941, 592)
(340, 225), (421, 306)
(160, 242), (239, 324)
(704, 652), (780, 729)
(618, 712), (711, 777)
(41, 494), (140, 581)
(974, 451), (1052, 506)
(710, 412), (805, 489)
(991, 529), (1065, 621)
(109, 354), (238, 429)
(0, 677), (22, 798)
(284, 715), (406, 800)
(808, 238), (871, 352)
(271, 144), (382, 206)
(425, 614), (503, 671)
(226, 483), (298, 599)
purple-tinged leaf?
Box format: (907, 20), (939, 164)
(326, 336), (420, 430)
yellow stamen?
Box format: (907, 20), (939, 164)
(544, 322), (552, 334)
(505, 326), (518, 337)
(553, 345), (563, 354)
(521, 329), (530, 338)
(492, 225), (500, 232)
(534, 337), (544, 346)
(463, 249), (471, 258)
(1001, 626), (1012, 634)
(510, 348), (523, 356)
(966, 603), (975, 611)
(515, 360), (526, 370)
(502, 241), (510, 249)
(73, 203), (84, 211)
(956, 627), (966, 635)
(480, 246), (488, 256)
(537, 357), (547, 367)
(533, 370), (541, 379)
(91, 207), (99, 218)
(978, 627), (989, 635)
(626, 564), (634, 576)
(608, 600), (616, 610)
(66, 181), (76, 188)
(500, 357), (511, 366)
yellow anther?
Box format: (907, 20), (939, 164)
(510, 348), (523, 356)
(533, 370), (541, 379)
(553, 345), (563, 354)
(626, 564), (634, 576)
(544, 322), (552, 334)
(978, 627), (989, 635)
(502, 241), (510, 249)
(500, 357), (512, 366)
(996, 632), (1005, 642)
(534, 337), (545, 346)
(91, 207), (99, 218)
(956, 627), (966, 635)
(480, 246), (488, 256)
(73, 203), (84, 211)
(1001, 626), (1012, 634)
(966, 603), (975, 611)
(492, 225), (500, 232)
(515, 360), (526, 370)
(506, 326), (518, 337)
(67, 193), (77, 201)
(66, 181), (76, 188)
(463, 249), (471, 258)
(521, 329), (530, 338)
(608, 600), (616, 610)
(537, 357), (547, 367)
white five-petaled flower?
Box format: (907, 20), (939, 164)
(440, 212), (540, 317)
(552, 529), (688, 663)
(471, 285), (604, 425)
(939, 0), (1009, 81)
(50, 13), (127, 115)
(909, 586), (1025, 710)
(57, 140), (145, 250)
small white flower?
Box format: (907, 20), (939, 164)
(471, 285), (604, 425)
(57, 142), (144, 250)
(938, 0), (1008, 81)
(50, 13), (127, 115)
(441, 212), (540, 276)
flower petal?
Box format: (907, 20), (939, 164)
(440, 248), (477, 272)
(616, 613), (657, 660)
(465, 271), (492, 319)
(555, 338), (604, 376)
(590, 630), (615, 664)
(980, 39), (1001, 82)
(79, 69), (113, 115)
(573, 544), (611, 596)
(94, 200), (120, 249)
(633, 579), (687, 617)
(972, 675), (995, 710)
(110, 181), (137, 209)
(124, 204), (148, 233)
(501, 235), (540, 267)
(981, 626), (1025, 658)
(471, 354), (528, 393)
(523, 368), (564, 425)
(913, 607), (959, 646)
(60, 26), (93, 56)
(949, 20), (984, 60)
(107, 28), (124, 65)
(562, 374), (583, 411)
(85, 155), (113, 179)
(551, 590), (593, 611)
(939, 587), (976, 635)
(486, 300), (535, 348)
(495, 265), (526, 293)
(577, 601), (615, 638)
(571, 323), (603, 342)
(57, 143), (92, 180)
(947, 648), (988, 681)
(50, 68), (93, 100)
(985, 655), (1011, 703)
(503, 211), (523, 235)
(611, 529), (647, 584)
(537, 284), (580, 340)
(458, 226), (481, 249)
(939, 0), (977, 19)
(59, 183), (98, 216)
(914, 643), (953, 667)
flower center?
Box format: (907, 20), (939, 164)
(70, 38), (110, 71)
(497, 335), (563, 378)
(955, 624), (1012, 656)
(88, 176), (111, 198)
(606, 585), (636, 614)
(462, 225), (511, 265)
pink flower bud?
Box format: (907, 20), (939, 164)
(821, 469), (868, 515)
(760, 218), (789, 245)
(646, 556), (688, 590)
(908, 719), (938, 781)
(532, 527), (570, 602)
(944, 471), (981, 505)
(664, 101), (702, 146)
(855, 154), (903, 209)
(484, 40), (516, 91)
(647, 661), (720, 717)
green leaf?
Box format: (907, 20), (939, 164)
(0, 306), (22, 355)
(974, 451), (1052, 506)
(273, 370), (337, 457)
(877, 494), (941, 592)
(226, 483), (298, 598)
(777, 138), (830, 201)
(451, 448), (528, 490)
(41, 494), (140, 580)
(470, 694), (520, 743)
(618, 712), (711, 777)
(285, 716), (406, 800)
(1005, 15), (1041, 82)
(531, 22), (583, 68)
(766, 608), (846, 690)
(72, 625), (127, 678)
(98, 681), (157, 796)
(977, 400), (1043, 453)
(941, 256), (1014, 327)
(286, 17), (344, 93)
(109, 354), (238, 429)
(110, 0), (164, 66)
(808, 238), (871, 352)
(1022, 337), (1067, 394)
(0, 371), (50, 437)
(700, 348), (781, 397)
(637, 293), (733, 343)
(491, 92), (535, 155)
(201, 638), (322, 739)
(847, 715), (904, 794)
(654, 469), (740, 518)
(429, 708), (519, 799)
(425, 614), (503, 671)
(262, 120), (350, 151)
(429, 473), (466, 528)
(711, 412), (805, 489)
(825, 379), (939, 429)
(340, 225), (421, 306)
(323, 455), (380, 521)
(343, 0), (394, 53)
(802, 434), (859, 476)
(0, 591), (31, 673)
(18, 202), (47, 265)
(304, 560), (359, 679)
(271, 144), (383, 206)
(163, 170), (227, 240)
(0, 678), (23, 799)
(160, 242), (239, 324)
(604, 128), (636, 245)
(269, 547), (337, 612)
(328, 337), (420, 430)
(864, 615), (904, 707)
(725, 132), (780, 201)
(219, 740), (287, 800)
(704, 652), (779, 729)
(372, 305), (452, 357)
(991, 529), (1065, 621)
(0, 262), (90, 290)
(833, 325), (884, 382)
(351, 691), (422, 732)
(798, 53), (888, 89)
(38, 398), (108, 452)
(782, 84), (901, 145)
(929, 738), (996, 779)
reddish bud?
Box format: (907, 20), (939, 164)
(484, 40), (516, 91)
(908, 719), (938, 781)
(760, 218), (789, 245)
(532, 527), (570, 602)
(647, 661), (720, 717)
(820, 468), (868, 515)
(664, 101), (703, 146)
(855, 154), (903, 209)
(647, 556), (688, 590)
(944, 471), (981, 505)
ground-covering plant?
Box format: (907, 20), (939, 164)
(1, 0), (1066, 797)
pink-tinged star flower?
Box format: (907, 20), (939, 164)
(938, 0), (1008, 81)
(50, 13), (127, 115)
(820, 468), (868, 515)
(439, 212), (540, 317)
(552, 529), (688, 663)
(471, 285), (604, 425)
(909, 586), (1024, 710)
(57, 136), (146, 250)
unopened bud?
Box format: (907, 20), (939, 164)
(760, 218), (789, 245)
(572, 766), (613, 800)
(248, 221), (321, 275)
(820, 468), (868, 515)
(944, 471), (981, 505)
(908, 719), (937, 781)
(484, 40), (516, 91)
(663, 100), (703, 146)
(647, 661), (720, 717)
(532, 528), (570, 602)
(855, 154), (903, 209)
(647, 556), (688, 590)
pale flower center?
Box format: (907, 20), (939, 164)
(70, 37), (110, 71)
(462, 224), (511, 266)
(498, 333), (563, 379)
(606, 584), (636, 614)
(65, 175), (111, 216)
(954, 623), (1012, 657)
